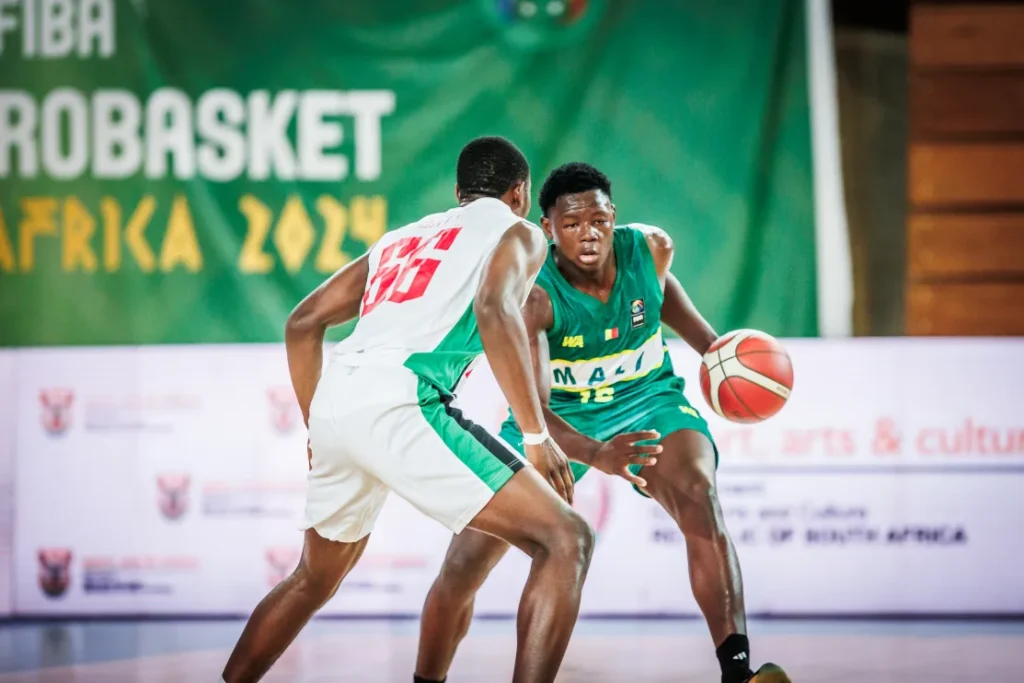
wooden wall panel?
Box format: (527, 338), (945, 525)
(908, 3), (1024, 336)
(909, 213), (1024, 278)
(907, 282), (1024, 335)
(911, 73), (1024, 137)
(910, 144), (1024, 206)
(912, 5), (1024, 67)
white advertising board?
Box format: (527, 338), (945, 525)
(0, 350), (14, 617)
(11, 339), (1024, 616)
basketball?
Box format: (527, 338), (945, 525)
(699, 329), (793, 423)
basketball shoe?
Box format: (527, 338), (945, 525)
(746, 663), (791, 682)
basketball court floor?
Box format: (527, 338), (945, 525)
(0, 617), (1019, 682)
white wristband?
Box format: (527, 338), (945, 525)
(521, 429), (549, 446)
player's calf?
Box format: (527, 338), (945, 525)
(223, 530), (368, 683)
(511, 507), (595, 683)
(465, 467), (596, 683)
(641, 430), (752, 683)
(416, 530), (511, 681)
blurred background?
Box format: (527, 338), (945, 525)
(0, 0), (1022, 681)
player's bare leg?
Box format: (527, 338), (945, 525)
(222, 528), (369, 683)
(640, 429), (755, 682)
(642, 430), (744, 642)
(453, 466), (594, 683)
(416, 530), (511, 680)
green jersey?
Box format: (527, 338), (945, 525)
(539, 225), (686, 427)
(498, 225), (715, 489)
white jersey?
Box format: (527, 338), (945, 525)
(331, 197), (532, 392)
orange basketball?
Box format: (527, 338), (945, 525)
(699, 329), (793, 424)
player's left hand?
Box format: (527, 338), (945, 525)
(590, 430), (662, 488)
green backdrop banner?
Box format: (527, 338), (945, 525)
(0, 0), (815, 346)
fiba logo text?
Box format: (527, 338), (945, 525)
(268, 387), (299, 434)
(266, 548), (301, 587)
(39, 389), (74, 436)
(157, 474), (191, 521)
(38, 548), (73, 598)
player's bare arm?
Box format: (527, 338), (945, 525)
(640, 226), (718, 356)
(475, 222), (548, 433)
(475, 222), (576, 502)
(523, 284), (663, 489)
(284, 252), (371, 425)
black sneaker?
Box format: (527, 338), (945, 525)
(746, 663), (791, 683)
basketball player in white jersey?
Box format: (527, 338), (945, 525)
(222, 138), (609, 683)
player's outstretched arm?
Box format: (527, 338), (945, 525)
(641, 226), (718, 356)
(475, 223), (575, 502)
(284, 252), (371, 425)
(524, 285), (662, 488)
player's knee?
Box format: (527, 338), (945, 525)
(436, 550), (488, 596)
(292, 562), (345, 605)
(669, 472), (726, 539)
(544, 509), (595, 569)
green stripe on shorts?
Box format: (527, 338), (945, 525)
(416, 379), (522, 493)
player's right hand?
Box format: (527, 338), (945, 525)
(590, 430), (662, 489)
(524, 438), (575, 505)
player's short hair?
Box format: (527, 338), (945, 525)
(538, 162), (612, 216)
(456, 136), (530, 199)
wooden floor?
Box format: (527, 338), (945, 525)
(0, 619), (1019, 682)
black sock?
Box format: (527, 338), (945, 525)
(716, 633), (752, 683)
(413, 676), (445, 683)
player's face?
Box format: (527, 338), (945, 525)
(542, 190), (616, 272)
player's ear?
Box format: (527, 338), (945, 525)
(454, 184), (462, 203)
(610, 203), (617, 223)
(514, 179), (527, 207)
(540, 216), (553, 240)
(511, 180), (531, 217)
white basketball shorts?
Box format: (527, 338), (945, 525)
(300, 359), (526, 543)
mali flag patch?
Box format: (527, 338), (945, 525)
(604, 327), (619, 341)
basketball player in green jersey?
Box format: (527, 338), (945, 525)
(414, 163), (789, 683)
